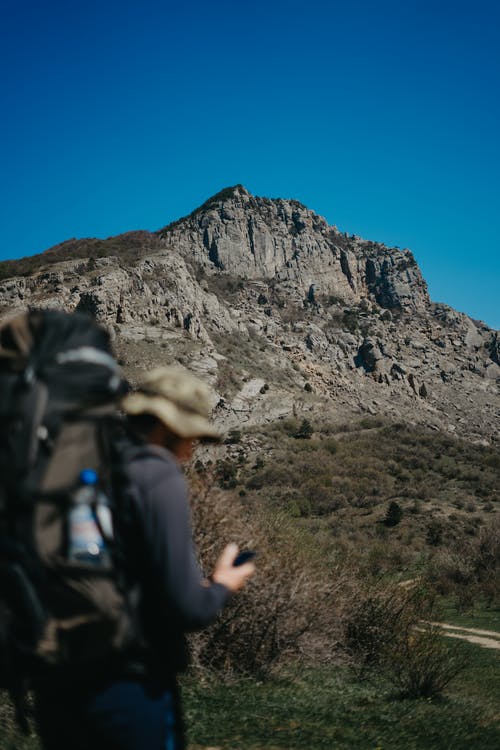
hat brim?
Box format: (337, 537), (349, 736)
(122, 392), (222, 442)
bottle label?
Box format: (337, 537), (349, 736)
(68, 505), (106, 564)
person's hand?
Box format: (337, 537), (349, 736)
(212, 543), (255, 593)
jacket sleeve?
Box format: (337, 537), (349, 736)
(129, 453), (230, 631)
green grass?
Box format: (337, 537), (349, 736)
(184, 644), (500, 749)
(440, 599), (500, 632)
(450, 641), (500, 715)
(1, 640), (498, 749)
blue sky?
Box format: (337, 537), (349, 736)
(1, 0), (499, 328)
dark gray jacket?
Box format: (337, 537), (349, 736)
(127, 443), (228, 674)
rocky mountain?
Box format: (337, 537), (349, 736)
(0, 185), (498, 443)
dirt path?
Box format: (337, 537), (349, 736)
(428, 621), (500, 650)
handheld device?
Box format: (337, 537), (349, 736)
(233, 550), (256, 567)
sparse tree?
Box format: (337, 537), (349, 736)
(293, 418), (313, 439)
(426, 520), (443, 546)
(385, 500), (403, 527)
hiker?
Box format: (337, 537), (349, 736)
(34, 365), (255, 750)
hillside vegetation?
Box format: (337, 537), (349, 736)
(0, 231), (161, 279)
(1, 419), (498, 749)
(216, 418), (499, 570)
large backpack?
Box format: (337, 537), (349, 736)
(0, 309), (144, 721)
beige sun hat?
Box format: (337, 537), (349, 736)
(122, 366), (221, 442)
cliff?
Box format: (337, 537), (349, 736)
(0, 185), (498, 443)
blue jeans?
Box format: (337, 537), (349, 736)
(35, 678), (185, 750)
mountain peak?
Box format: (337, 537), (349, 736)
(192, 184), (251, 213)
(0, 188), (498, 444)
(159, 187), (430, 313)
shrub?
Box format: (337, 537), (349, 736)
(323, 437), (338, 455)
(342, 309), (360, 333)
(224, 429), (242, 445)
(188, 471), (349, 677)
(293, 418), (313, 439)
(343, 585), (465, 698)
(344, 587), (403, 678)
(427, 516), (500, 607)
(426, 520), (443, 546)
(386, 622), (465, 699)
(384, 501), (403, 527)
(215, 459), (239, 489)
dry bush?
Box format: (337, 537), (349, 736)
(386, 622), (465, 699)
(188, 470), (351, 677)
(343, 584), (406, 678)
(474, 515), (500, 583)
(426, 515), (500, 608)
(343, 584), (465, 698)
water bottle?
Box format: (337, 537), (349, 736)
(67, 468), (113, 567)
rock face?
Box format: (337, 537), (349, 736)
(160, 186), (430, 312)
(0, 185), (498, 442)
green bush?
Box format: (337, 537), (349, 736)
(385, 500), (403, 527)
(292, 419), (313, 439)
(224, 429), (242, 445)
(215, 459), (239, 489)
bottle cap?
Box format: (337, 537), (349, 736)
(79, 468), (98, 485)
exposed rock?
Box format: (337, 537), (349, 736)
(0, 185), (498, 443)
(488, 332), (500, 365)
(357, 338), (385, 372)
(159, 187), (430, 312)
(484, 362), (500, 380)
